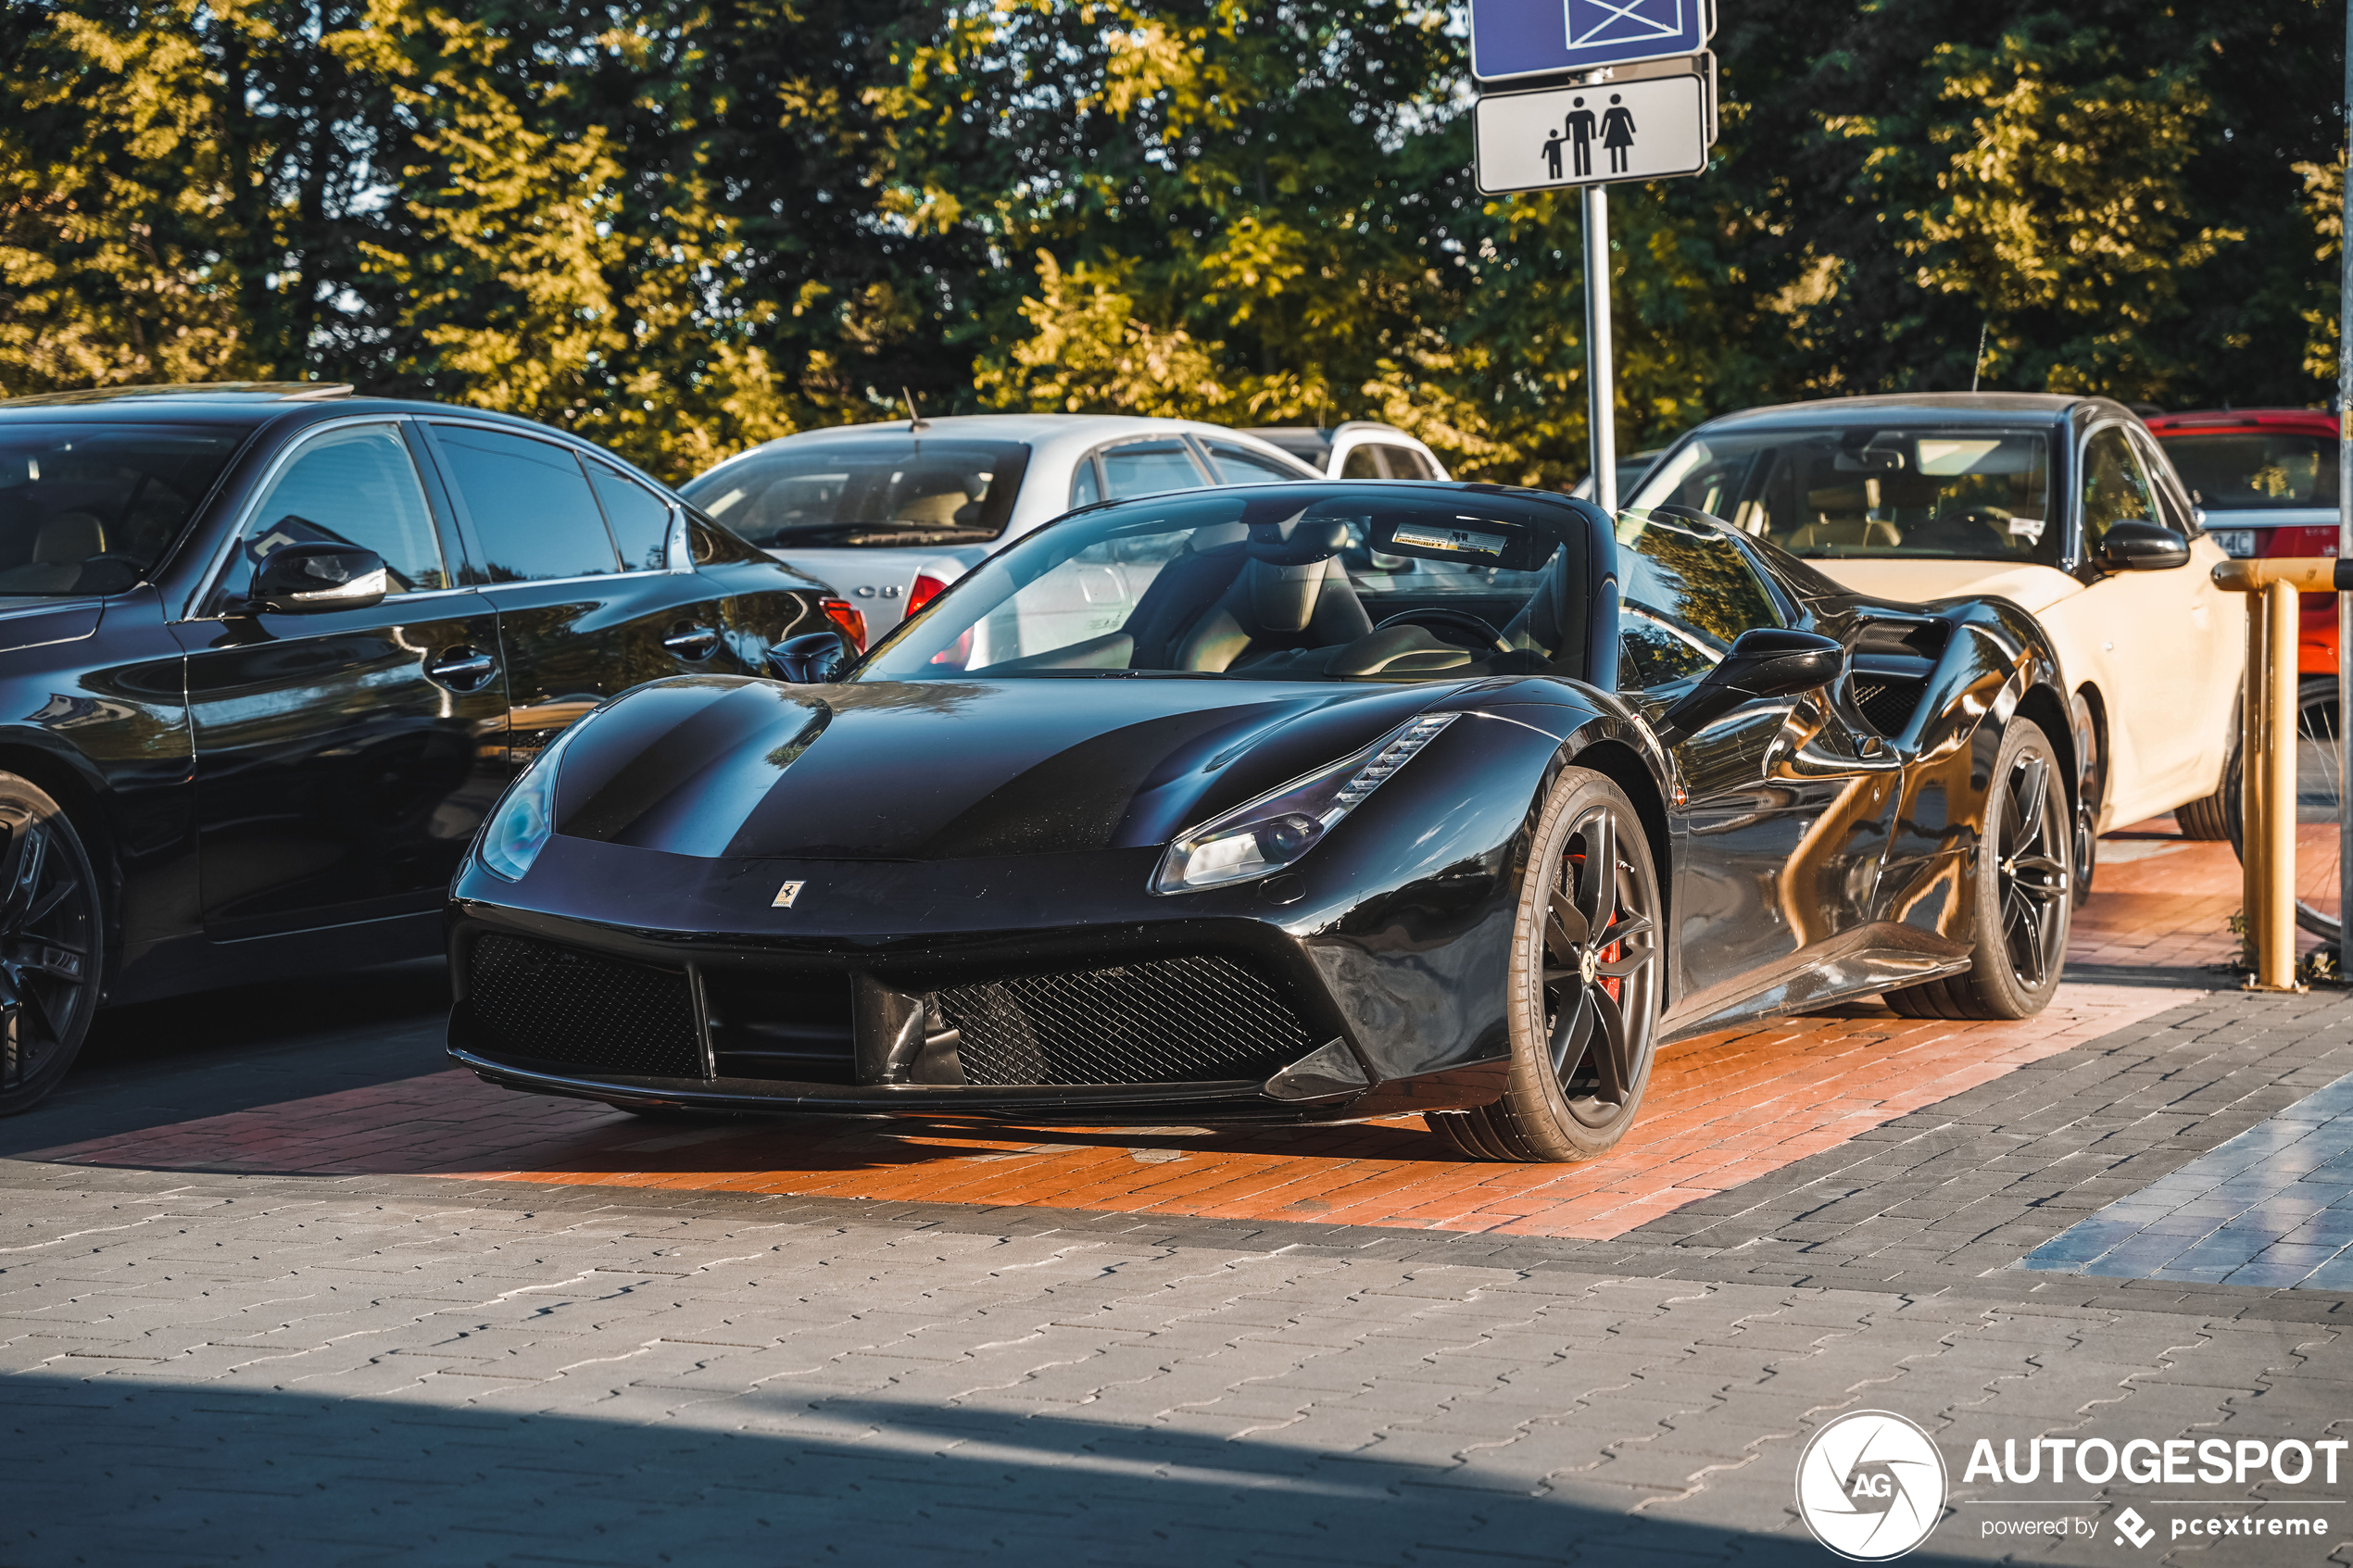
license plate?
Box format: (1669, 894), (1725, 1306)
(2209, 528), (2258, 558)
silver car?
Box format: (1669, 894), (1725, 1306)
(677, 415), (1317, 640)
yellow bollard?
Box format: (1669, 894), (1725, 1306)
(2213, 558), (2350, 990)
(2243, 583), (2270, 981)
(2260, 580), (2299, 989)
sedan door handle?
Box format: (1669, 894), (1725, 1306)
(663, 624), (720, 660)
(424, 648), (498, 692)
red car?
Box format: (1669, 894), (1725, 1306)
(2146, 408), (2340, 674)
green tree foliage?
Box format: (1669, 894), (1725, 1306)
(0, 0), (2338, 485)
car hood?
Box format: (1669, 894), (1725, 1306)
(548, 675), (1466, 861)
(1803, 558), (2083, 616)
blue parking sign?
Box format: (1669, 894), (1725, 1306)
(1470, 0), (1715, 82)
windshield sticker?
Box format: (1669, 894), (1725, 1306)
(1392, 523), (1507, 558)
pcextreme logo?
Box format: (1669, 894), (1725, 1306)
(1795, 1411), (1948, 1561)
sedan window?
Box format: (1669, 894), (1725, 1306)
(1098, 439), (1207, 500)
(233, 424), (445, 596)
(682, 438), (1028, 549)
(1340, 445), (1384, 479)
(1630, 426), (2056, 565)
(1199, 438), (1312, 485)
(2157, 429), (2335, 512)
(2079, 428), (2158, 556)
(0, 422), (244, 596)
(1378, 445), (1439, 480)
(586, 460), (673, 571)
(433, 425), (623, 582)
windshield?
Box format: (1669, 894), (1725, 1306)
(1628, 425), (2055, 564)
(2157, 430), (2337, 512)
(0, 421), (245, 596)
(859, 485), (1592, 683)
(681, 437), (1030, 549)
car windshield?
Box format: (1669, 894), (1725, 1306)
(0, 421), (246, 596)
(1628, 425), (2056, 565)
(680, 437), (1030, 548)
(859, 486), (1592, 683)
(2157, 430), (2337, 512)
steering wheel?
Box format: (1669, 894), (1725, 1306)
(1373, 608), (1513, 656)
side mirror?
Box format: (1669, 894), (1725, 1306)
(240, 542), (388, 614)
(2095, 520), (2189, 572)
(764, 632), (847, 684)
(1657, 628), (1844, 742)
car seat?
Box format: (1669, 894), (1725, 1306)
(1787, 483), (1901, 551)
(1165, 514), (1376, 672)
(0, 511), (105, 594)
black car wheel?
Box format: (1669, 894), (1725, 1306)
(1435, 769), (1662, 1163)
(0, 774), (103, 1116)
(1885, 720), (2070, 1021)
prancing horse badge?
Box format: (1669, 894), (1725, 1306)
(772, 880), (805, 909)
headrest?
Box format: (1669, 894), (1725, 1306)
(1246, 513), (1351, 565)
(1245, 555), (1335, 634)
(35, 512), (103, 565)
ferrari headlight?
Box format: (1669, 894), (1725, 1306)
(1153, 712), (1459, 894)
(476, 724), (585, 882)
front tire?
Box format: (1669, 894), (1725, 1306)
(0, 774), (104, 1117)
(1883, 720), (2070, 1021)
(1434, 769), (1663, 1163)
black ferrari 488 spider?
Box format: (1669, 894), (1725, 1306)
(447, 483), (2076, 1162)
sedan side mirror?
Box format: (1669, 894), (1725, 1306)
(2095, 519), (2189, 572)
(1657, 628), (1844, 742)
(764, 632), (847, 684)
(240, 542), (388, 614)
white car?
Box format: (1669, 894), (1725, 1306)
(1243, 420), (1451, 480)
(677, 416), (1316, 640)
(1626, 393), (2246, 890)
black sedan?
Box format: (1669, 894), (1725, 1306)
(446, 483), (2077, 1161)
(0, 383), (848, 1114)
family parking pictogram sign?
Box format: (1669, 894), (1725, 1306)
(1473, 70), (1712, 195)
(1469, 0), (1717, 82)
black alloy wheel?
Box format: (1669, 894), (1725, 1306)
(1435, 769), (1663, 1162)
(0, 773), (102, 1116)
(1885, 720), (2070, 1021)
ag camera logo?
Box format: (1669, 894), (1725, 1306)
(1796, 1411), (1947, 1560)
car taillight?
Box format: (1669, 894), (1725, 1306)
(820, 597), (867, 651)
(2258, 525), (2342, 559)
(907, 572), (949, 615)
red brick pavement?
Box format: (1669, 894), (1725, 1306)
(27, 823), (2238, 1240)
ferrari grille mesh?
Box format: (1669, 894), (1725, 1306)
(466, 934), (704, 1079)
(937, 955), (1315, 1087)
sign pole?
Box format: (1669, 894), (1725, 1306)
(1584, 183), (1617, 513)
(2339, 0), (2351, 982)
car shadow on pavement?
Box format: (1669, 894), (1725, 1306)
(0, 1373), (1984, 1568)
(1, 958), (451, 1155)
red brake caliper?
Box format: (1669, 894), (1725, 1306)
(1568, 849), (1624, 1004)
